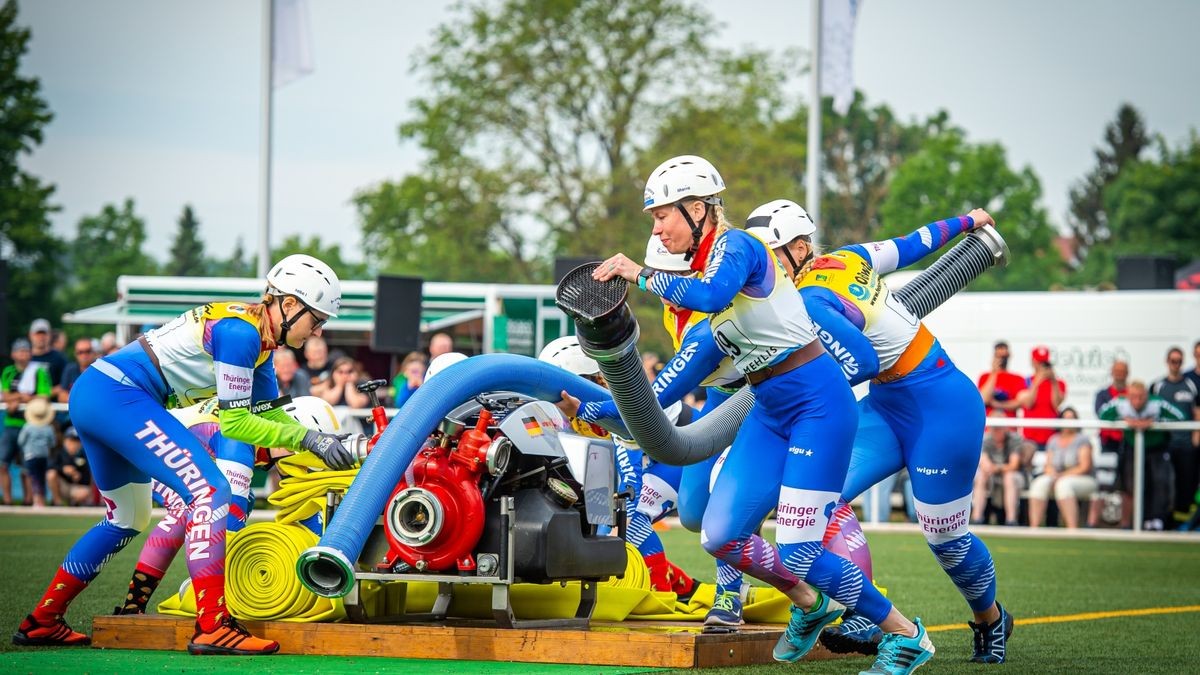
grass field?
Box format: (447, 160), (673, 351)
(1, 513), (1198, 673)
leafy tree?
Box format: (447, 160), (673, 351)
(1104, 133), (1200, 267)
(879, 129), (1065, 291)
(358, 0), (718, 281)
(271, 234), (369, 281)
(66, 199), (158, 310)
(212, 237), (254, 278)
(0, 0), (63, 335)
(1067, 104), (1150, 285)
(166, 204), (206, 276)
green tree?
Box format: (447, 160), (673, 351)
(0, 1), (63, 334)
(66, 199), (159, 310)
(879, 129), (1065, 291)
(272, 234), (369, 281)
(166, 204), (206, 276)
(1067, 104), (1150, 286)
(213, 237), (254, 278)
(1104, 133), (1200, 267)
(358, 0), (718, 281)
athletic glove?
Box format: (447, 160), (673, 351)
(301, 430), (357, 471)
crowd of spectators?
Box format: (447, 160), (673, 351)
(971, 340), (1200, 531)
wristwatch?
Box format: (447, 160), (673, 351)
(636, 266), (656, 291)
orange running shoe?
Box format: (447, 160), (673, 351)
(187, 616), (279, 655)
(12, 614), (91, 646)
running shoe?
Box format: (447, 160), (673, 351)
(860, 618), (935, 674)
(188, 616), (280, 655)
(821, 610), (884, 655)
(772, 592), (845, 662)
(703, 590), (744, 633)
(12, 614), (91, 646)
(969, 602), (1013, 664)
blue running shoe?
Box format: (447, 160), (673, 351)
(969, 602), (1014, 664)
(821, 610), (884, 655)
(860, 618), (935, 674)
(772, 592), (846, 662)
(703, 590), (744, 633)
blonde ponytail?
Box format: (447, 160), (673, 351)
(703, 204), (736, 269)
(244, 294), (278, 349)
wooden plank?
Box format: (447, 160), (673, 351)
(90, 615), (838, 668)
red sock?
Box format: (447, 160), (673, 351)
(667, 561), (696, 596)
(191, 575), (228, 632)
(644, 552), (673, 592)
(31, 568), (88, 623)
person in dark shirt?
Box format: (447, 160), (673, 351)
(27, 318), (67, 388)
(49, 427), (95, 506)
(57, 338), (98, 403)
(1151, 347), (1200, 522)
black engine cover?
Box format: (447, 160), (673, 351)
(477, 488), (626, 584)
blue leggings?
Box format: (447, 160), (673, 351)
(842, 362), (998, 613)
(701, 354), (893, 624)
(58, 364), (232, 585)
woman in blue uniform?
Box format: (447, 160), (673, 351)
(14, 255), (361, 655)
(744, 199), (1013, 665)
(594, 155), (933, 672)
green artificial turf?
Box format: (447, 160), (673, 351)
(2, 514), (1199, 674)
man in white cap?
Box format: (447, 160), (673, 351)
(28, 318), (66, 387)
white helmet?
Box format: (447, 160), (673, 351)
(643, 235), (692, 272)
(425, 352), (469, 382)
(642, 155), (725, 212)
(538, 336), (600, 377)
(744, 199), (816, 248)
(265, 254), (342, 318)
(282, 396), (343, 434)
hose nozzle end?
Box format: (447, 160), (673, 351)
(297, 545), (356, 598)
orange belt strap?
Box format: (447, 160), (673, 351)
(873, 323), (935, 385)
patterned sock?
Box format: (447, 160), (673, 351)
(929, 533), (997, 612)
(191, 574), (228, 633)
(31, 568), (88, 624)
(119, 563), (164, 614)
(644, 551), (673, 592)
(627, 511), (664, 556)
(780, 541), (892, 625)
(711, 534), (800, 593)
(715, 560), (744, 596)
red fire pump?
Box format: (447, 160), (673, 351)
(379, 409), (503, 573)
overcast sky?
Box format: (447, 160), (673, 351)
(16, 0), (1200, 267)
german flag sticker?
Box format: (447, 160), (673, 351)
(522, 417), (543, 437)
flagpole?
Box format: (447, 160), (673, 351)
(807, 0), (822, 248)
(257, 0), (275, 278)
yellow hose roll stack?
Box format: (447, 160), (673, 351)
(224, 522), (344, 622)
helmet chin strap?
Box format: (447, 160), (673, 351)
(677, 201), (713, 261)
(779, 241), (812, 280)
(278, 299), (308, 347)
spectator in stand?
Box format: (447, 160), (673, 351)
(48, 427), (95, 506)
(1095, 359), (1130, 459)
(51, 329), (67, 355)
(273, 349), (311, 399)
(303, 335), (334, 398)
(28, 318), (67, 387)
(57, 337), (98, 403)
(319, 356), (370, 432)
(1016, 346), (1066, 456)
(98, 332), (121, 357)
(977, 341), (1026, 417)
(640, 351), (661, 383)
(972, 409), (1026, 526)
(17, 397), (57, 509)
(1099, 380), (1188, 530)
(2, 339), (53, 505)
(391, 351), (428, 408)
(428, 332), (454, 361)
(1151, 347), (1200, 524)
(1027, 408), (1097, 529)
(1187, 340), (1200, 393)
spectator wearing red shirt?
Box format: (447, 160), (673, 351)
(978, 341), (1026, 417)
(1016, 346), (1067, 451)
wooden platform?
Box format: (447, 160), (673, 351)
(91, 614), (843, 668)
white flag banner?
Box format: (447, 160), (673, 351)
(273, 0), (314, 89)
(820, 0), (860, 115)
